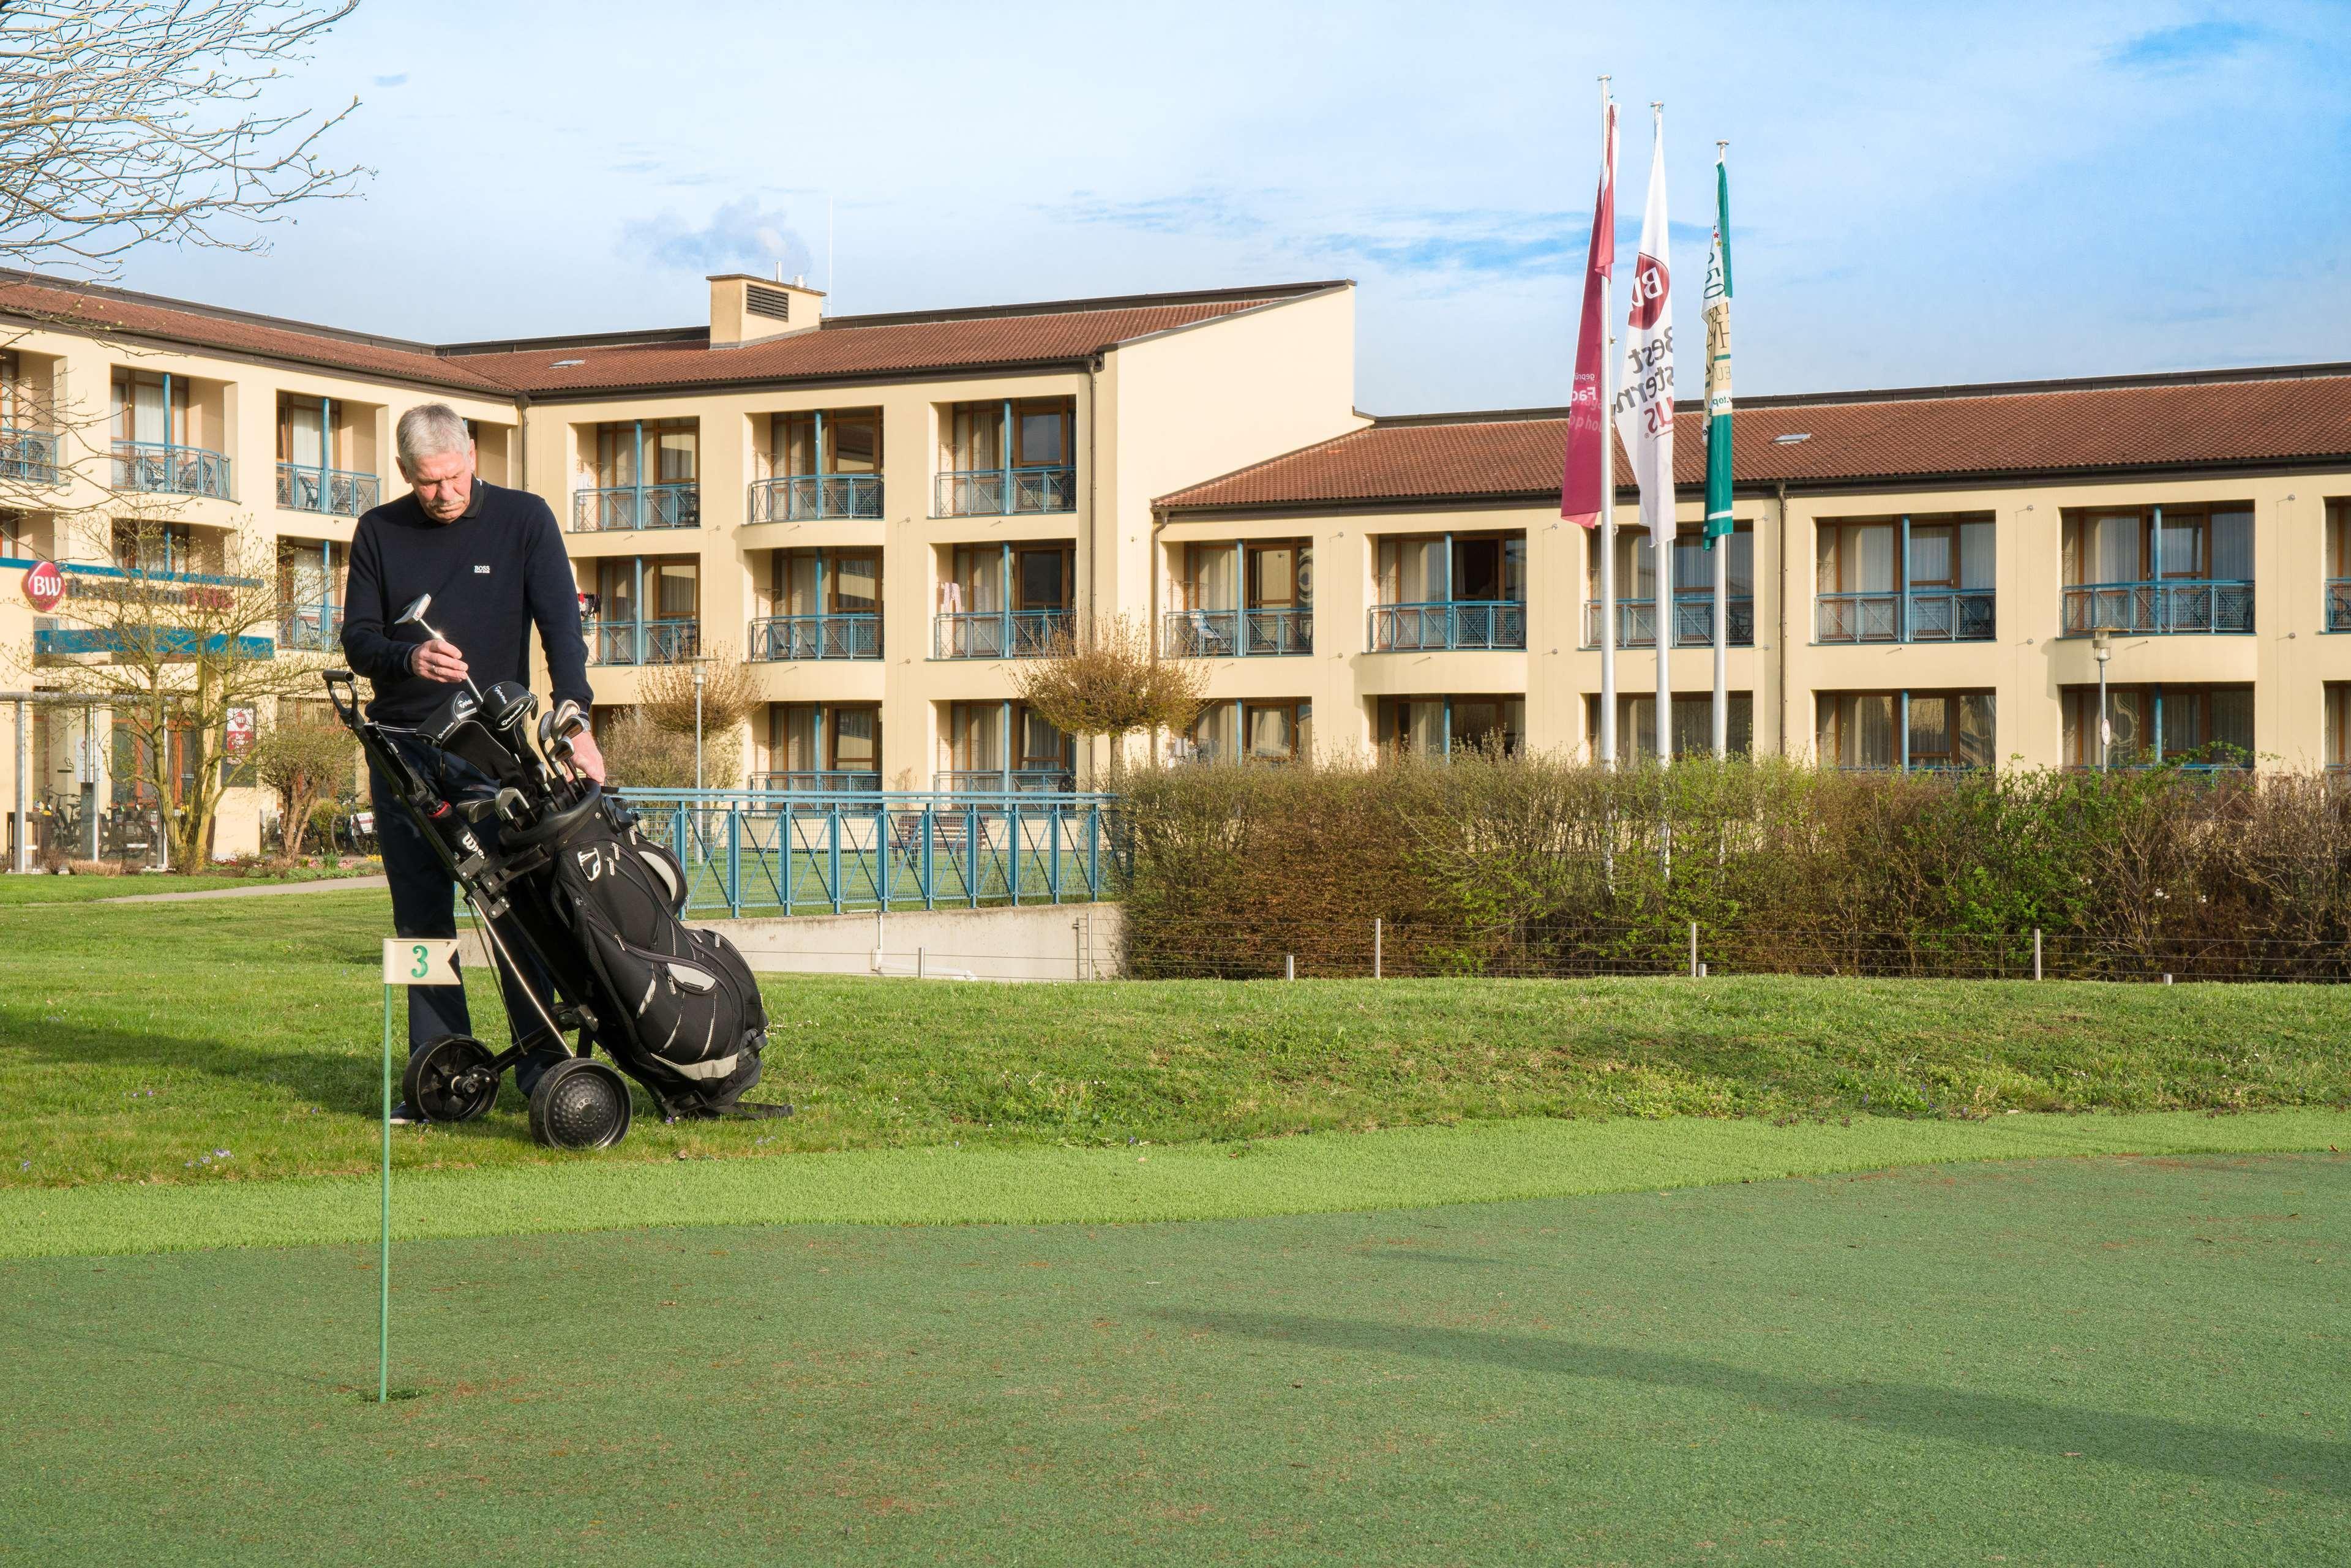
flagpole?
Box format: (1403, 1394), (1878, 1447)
(1649, 101), (1671, 768)
(1597, 75), (1617, 772)
(1712, 140), (1730, 760)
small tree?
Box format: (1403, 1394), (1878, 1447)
(1011, 613), (1208, 776)
(253, 708), (358, 860)
(599, 708), (700, 790)
(628, 647), (762, 787)
(18, 516), (332, 868)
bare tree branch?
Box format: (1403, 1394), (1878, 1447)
(0, 1), (367, 276)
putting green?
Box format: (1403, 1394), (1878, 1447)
(1, 1108), (2344, 1258)
(4, 1152), (2344, 1565)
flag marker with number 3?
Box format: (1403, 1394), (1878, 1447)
(375, 937), (463, 1403)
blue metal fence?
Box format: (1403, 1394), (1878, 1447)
(275, 462), (381, 517)
(749, 473), (883, 522)
(617, 789), (1112, 916)
(2332, 580), (2351, 633)
(2062, 579), (2253, 635)
(1816, 590), (1994, 643)
(112, 440), (231, 499)
(586, 617), (700, 664)
(1, 427), (58, 484)
(278, 601), (343, 651)
(935, 466), (1075, 516)
(1586, 595), (1758, 648)
(1368, 599), (1527, 651)
(1161, 606), (1313, 657)
(573, 482), (699, 531)
(748, 613), (880, 661)
(934, 608), (1071, 658)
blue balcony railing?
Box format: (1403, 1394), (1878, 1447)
(112, 440), (231, 500)
(585, 617), (700, 665)
(278, 601), (343, 651)
(615, 788), (1110, 917)
(2328, 580), (2351, 632)
(1585, 595), (1758, 648)
(1815, 589), (1994, 643)
(749, 473), (883, 522)
(275, 462), (380, 517)
(1161, 606), (1313, 658)
(2062, 579), (2252, 636)
(934, 609), (1072, 659)
(935, 466), (1075, 517)
(748, 613), (881, 661)
(0, 427), (59, 484)
(750, 770), (882, 793)
(572, 482), (699, 532)
(1368, 599), (1526, 652)
(939, 768), (1078, 793)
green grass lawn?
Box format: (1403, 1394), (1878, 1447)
(0, 863), (383, 904)
(4, 1152), (2344, 1565)
(4, 890), (2350, 1190)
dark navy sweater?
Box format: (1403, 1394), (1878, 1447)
(340, 479), (593, 724)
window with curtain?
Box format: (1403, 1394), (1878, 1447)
(277, 397), (332, 468)
(945, 702), (1001, 771)
(771, 550), (879, 615)
(2062, 685), (2252, 767)
(1815, 522), (1897, 595)
(1015, 707), (1073, 771)
(110, 370), (189, 446)
(1594, 693), (1751, 762)
(1179, 543), (1238, 612)
(653, 559), (697, 620)
(2063, 506), (2249, 587)
(1243, 701), (1311, 760)
(594, 420), (697, 487)
(772, 409), (882, 477)
(947, 544), (1002, 613)
(2329, 684), (2351, 767)
(1246, 542), (1311, 609)
(1818, 692), (1899, 768)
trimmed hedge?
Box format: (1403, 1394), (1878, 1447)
(1112, 756), (2351, 981)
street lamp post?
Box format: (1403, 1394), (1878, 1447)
(692, 658), (706, 792)
(2093, 629), (2113, 770)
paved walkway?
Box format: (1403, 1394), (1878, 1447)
(102, 876), (389, 904)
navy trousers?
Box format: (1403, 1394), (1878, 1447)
(370, 736), (569, 1098)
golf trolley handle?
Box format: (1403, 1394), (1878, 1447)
(322, 668), (362, 728)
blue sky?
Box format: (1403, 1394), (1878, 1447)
(126, 0), (2351, 412)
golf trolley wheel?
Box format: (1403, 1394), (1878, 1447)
(528, 1057), (633, 1150)
(402, 1035), (500, 1123)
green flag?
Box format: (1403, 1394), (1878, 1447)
(1701, 148), (1734, 542)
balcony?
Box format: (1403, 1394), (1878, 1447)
(750, 770), (882, 793)
(1368, 600), (1526, 652)
(276, 463), (381, 518)
(1815, 589), (1995, 643)
(2330, 580), (2351, 632)
(935, 466), (1075, 517)
(112, 440), (231, 500)
(1162, 607), (1313, 658)
(934, 609), (1071, 659)
(749, 474), (883, 522)
(747, 613), (880, 661)
(585, 617), (700, 666)
(573, 483), (699, 533)
(278, 601), (343, 652)
(1586, 595), (1758, 648)
(939, 768), (1077, 793)
(0, 427), (59, 484)
(2061, 579), (2252, 636)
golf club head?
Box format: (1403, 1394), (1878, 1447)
(550, 698), (588, 740)
(396, 593), (432, 628)
(482, 681), (536, 736)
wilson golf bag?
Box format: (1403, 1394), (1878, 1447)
(324, 640), (781, 1150)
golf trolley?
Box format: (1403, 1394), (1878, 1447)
(324, 593), (781, 1150)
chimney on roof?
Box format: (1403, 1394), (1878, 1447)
(708, 273), (824, 349)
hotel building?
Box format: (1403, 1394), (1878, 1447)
(0, 267), (2344, 857)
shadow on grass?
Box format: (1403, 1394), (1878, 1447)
(1157, 1309), (2350, 1496)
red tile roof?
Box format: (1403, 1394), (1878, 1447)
(1154, 369), (2351, 512)
(0, 271), (1344, 401)
(450, 290), (1337, 395)
(0, 275), (514, 395)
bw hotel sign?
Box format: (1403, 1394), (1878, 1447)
(22, 559), (62, 611)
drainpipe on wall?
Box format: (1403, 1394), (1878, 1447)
(514, 390), (531, 493)
(1775, 481), (1790, 758)
(1149, 506), (1166, 768)
(1085, 352), (1102, 784)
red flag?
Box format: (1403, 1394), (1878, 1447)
(1560, 101), (1618, 527)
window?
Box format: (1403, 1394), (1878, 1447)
(1817, 692), (1993, 769)
(943, 702), (1073, 782)
(1376, 533), (1525, 604)
(0, 352), (26, 429)
(2328, 684), (2351, 769)
(593, 419), (697, 487)
(2062, 685), (2252, 768)
(947, 543), (1073, 612)
(1589, 694), (1755, 763)
(593, 557), (698, 620)
(770, 705), (880, 776)
(1186, 700), (1312, 763)
(942, 399), (1074, 473)
(110, 369), (189, 446)
(773, 408), (882, 476)
(771, 549), (880, 615)
(278, 541), (340, 607)
(277, 396), (336, 469)
(2061, 506), (2251, 586)
(1376, 697), (1525, 757)
(113, 521), (194, 576)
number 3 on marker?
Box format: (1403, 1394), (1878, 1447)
(410, 944), (431, 980)
(383, 938), (460, 987)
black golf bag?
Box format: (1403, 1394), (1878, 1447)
(324, 666), (781, 1149)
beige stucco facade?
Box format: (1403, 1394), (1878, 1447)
(2, 266), (2345, 870)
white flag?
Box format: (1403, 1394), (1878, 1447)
(1613, 115), (1675, 532)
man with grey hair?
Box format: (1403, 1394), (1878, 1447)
(341, 400), (602, 1120)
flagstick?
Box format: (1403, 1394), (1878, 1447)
(1711, 139), (1730, 760)
(1597, 75), (1617, 771)
(1648, 102), (1671, 770)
